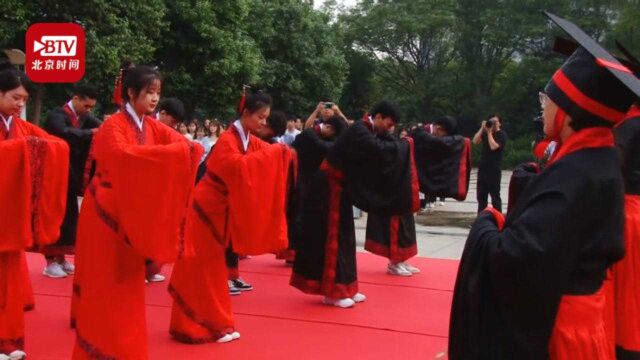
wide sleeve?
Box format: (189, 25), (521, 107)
(209, 137), (293, 255)
(450, 190), (573, 358)
(0, 137), (69, 252)
(99, 121), (203, 263)
(328, 124), (419, 215)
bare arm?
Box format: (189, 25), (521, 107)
(473, 121), (486, 145)
(305, 103), (324, 129)
(487, 130), (501, 151)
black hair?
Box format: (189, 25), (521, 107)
(73, 83), (99, 100)
(488, 114), (502, 124)
(267, 110), (287, 137)
(324, 115), (348, 137)
(243, 91), (272, 114)
(434, 116), (458, 135)
(370, 101), (401, 124)
(0, 61), (30, 93)
(157, 97), (185, 123)
(569, 116), (613, 131)
(121, 65), (161, 102)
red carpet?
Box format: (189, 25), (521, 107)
(24, 252), (457, 359)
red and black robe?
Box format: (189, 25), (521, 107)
(362, 124), (420, 264)
(611, 105), (640, 359)
(71, 111), (202, 359)
(41, 103), (101, 255)
(0, 118), (69, 354)
(410, 127), (471, 201)
(449, 127), (624, 359)
(291, 121), (419, 298)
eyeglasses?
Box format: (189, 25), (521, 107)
(538, 92), (548, 109)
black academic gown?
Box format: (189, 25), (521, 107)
(291, 121), (419, 298)
(449, 146), (624, 359)
(288, 129), (333, 253)
(43, 106), (101, 254)
(351, 124), (420, 263)
(410, 127), (471, 200)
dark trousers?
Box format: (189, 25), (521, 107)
(477, 172), (502, 213)
(226, 245), (239, 280)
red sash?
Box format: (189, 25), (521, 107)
(63, 103), (80, 129)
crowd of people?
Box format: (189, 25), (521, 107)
(1, 12), (639, 360)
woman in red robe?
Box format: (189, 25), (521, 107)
(169, 91), (293, 343)
(71, 65), (202, 359)
(0, 65), (69, 359)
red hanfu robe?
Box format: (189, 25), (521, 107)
(170, 124), (292, 343)
(611, 106), (640, 359)
(0, 118), (69, 354)
(71, 112), (202, 360)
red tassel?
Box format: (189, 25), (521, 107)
(112, 69), (123, 108)
(237, 85), (249, 115)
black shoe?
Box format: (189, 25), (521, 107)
(232, 278), (253, 291)
(228, 280), (241, 296)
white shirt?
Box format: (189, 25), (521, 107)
(233, 120), (250, 152)
(125, 102), (144, 131)
(66, 100), (78, 118)
(0, 114), (12, 132)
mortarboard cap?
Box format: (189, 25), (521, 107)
(544, 12), (640, 124)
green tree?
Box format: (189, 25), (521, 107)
(246, 0), (347, 117)
(1, 0), (167, 123)
(155, 0), (263, 121)
(344, 0), (456, 123)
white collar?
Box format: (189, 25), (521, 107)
(66, 100), (78, 118)
(367, 116), (374, 126)
(0, 114), (12, 132)
(125, 103), (144, 131)
(233, 120), (250, 151)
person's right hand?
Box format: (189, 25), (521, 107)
(316, 102), (324, 113)
(480, 121), (487, 131)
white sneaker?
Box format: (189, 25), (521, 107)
(322, 297), (355, 308)
(0, 354), (10, 360)
(8, 350), (26, 360)
(230, 331), (241, 340)
(352, 293), (366, 303)
(437, 201), (445, 207)
(400, 262), (421, 274)
(387, 263), (412, 277)
(216, 334), (234, 343)
(60, 260), (75, 274)
(426, 203), (434, 209)
(43, 262), (68, 278)
(146, 274), (166, 283)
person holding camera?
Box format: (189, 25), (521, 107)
(304, 101), (347, 129)
(473, 115), (507, 213)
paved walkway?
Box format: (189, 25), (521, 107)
(355, 169), (512, 260)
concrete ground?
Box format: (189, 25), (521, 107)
(354, 169), (512, 260)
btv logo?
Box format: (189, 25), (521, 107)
(26, 23), (85, 83)
(33, 36), (78, 57)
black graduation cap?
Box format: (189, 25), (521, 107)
(552, 37), (640, 77)
(544, 11), (640, 124)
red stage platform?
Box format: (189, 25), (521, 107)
(24, 252), (457, 359)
